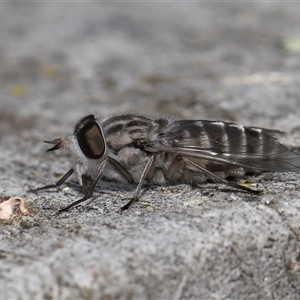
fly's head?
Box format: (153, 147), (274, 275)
(45, 114), (107, 196)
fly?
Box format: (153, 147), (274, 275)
(29, 113), (300, 213)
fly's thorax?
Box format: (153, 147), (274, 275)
(102, 114), (167, 151)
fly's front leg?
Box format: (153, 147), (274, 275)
(57, 159), (107, 214)
(57, 194), (92, 215)
(107, 157), (134, 183)
(28, 168), (74, 193)
(120, 154), (155, 212)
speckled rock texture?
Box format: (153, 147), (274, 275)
(1, 3), (300, 299)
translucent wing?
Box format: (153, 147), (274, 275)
(151, 120), (300, 172)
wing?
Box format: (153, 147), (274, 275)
(150, 120), (300, 172)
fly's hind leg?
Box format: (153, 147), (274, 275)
(165, 156), (185, 180)
(181, 157), (261, 194)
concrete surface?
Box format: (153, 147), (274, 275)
(1, 2), (300, 299)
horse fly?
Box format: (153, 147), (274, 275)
(29, 113), (300, 213)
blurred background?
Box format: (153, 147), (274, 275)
(1, 2), (300, 141)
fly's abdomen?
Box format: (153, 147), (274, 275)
(202, 121), (248, 154)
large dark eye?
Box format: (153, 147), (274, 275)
(77, 121), (105, 159)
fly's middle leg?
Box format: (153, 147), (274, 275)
(120, 154), (156, 212)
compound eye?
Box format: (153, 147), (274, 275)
(77, 121), (105, 159)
